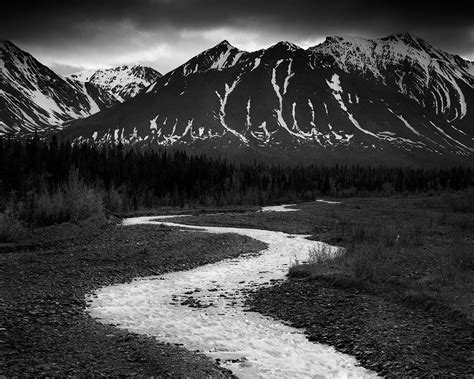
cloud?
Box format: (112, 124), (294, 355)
(2, 0), (473, 73)
(47, 63), (86, 76)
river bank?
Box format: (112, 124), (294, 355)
(2, 193), (473, 376)
(0, 218), (264, 376)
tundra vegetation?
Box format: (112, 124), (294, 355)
(289, 192), (474, 307)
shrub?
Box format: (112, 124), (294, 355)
(352, 247), (376, 280)
(0, 211), (27, 242)
(104, 187), (124, 213)
(346, 244), (382, 281)
(18, 169), (104, 226)
(451, 243), (474, 270)
(308, 244), (339, 264)
(63, 170), (104, 223)
(33, 189), (67, 225)
(288, 245), (345, 278)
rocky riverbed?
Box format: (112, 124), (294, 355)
(87, 216), (375, 378)
(0, 218), (264, 376)
(246, 276), (474, 376)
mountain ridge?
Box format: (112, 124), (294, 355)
(1, 34), (473, 166)
(309, 33), (473, 132)
(60, 32), (473, 166)
(0, 40), (118, 134)
(69, 64), (162, 102)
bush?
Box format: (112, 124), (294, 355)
(0, 212), (27, 242)
(63, 170), (104, 223)
(307, 244), (342, 264)
(19, 169), (104, 226)
(351, 245), (377, 280)
(288, 245), (345, 278)
(451, 243), (474, 270)
(104, 187), (124, 213)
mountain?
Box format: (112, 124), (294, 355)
(310, 33), (474, 133)
(61, 34), (474, 165)
(69, 65), (162, 102)
(0, 40), (118, 135)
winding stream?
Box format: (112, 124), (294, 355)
(86, 213), (376, 378)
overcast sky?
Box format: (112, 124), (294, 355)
(2, 0), (473, 75)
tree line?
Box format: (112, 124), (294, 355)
(1, 136), (473, 213)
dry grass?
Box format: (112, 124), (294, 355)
(287, 191), (474, 317)
(443, 191), (474, 213)
(438, 243), (474, 283)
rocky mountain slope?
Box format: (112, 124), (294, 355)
(62, 33), (473, 165)
(0, 41), (118, 135)
(311, 33), (473, 133)
(69, 65), (162, 102)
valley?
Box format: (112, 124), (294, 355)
(1, 194), (473, 376)
(1, 16), (473, 377)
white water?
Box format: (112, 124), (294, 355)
(86, 215), (376, 378)
(261, 203), (299, 212)
(316, 199), (342, 204)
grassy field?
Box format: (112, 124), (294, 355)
(291, 193), (474, 319)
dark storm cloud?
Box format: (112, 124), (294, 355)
(2, 0), (473, 73)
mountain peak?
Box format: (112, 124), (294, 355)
(381, 32), (430, 49)
(0, 40), (23, 56)
(309, 35), (375, 52)
(173, 39), (244, 77)
(68, 65), (161, 102)
(208, 40), (237, 52)
(270, 41), (302, 51)
(0, 41), (117, 134)
(387, 32), (422, 41)
(0, 40), (15, 48)
(217, 39), (232, 47)
(54, 31), (473, 165)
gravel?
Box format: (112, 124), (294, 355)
(246, 276), (474, 376)
(1, 219), (265, 377)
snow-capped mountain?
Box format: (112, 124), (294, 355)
(0, 41), (118, 135)
(310, 33), (473, 133)
(61, 34), (474, 165)
(69, 65), (162, 102)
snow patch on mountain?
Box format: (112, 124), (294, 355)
(69, 65), (161, 102)
(215, 75), (249, 144)
(0, 40), (117, 134)
(62, 34), (473, 163)
(326, 74), (380, 139)
(311, 33), (473, 122)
